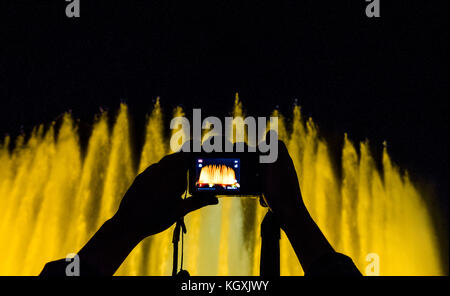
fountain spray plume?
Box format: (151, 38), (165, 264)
(0, 96), (445, 275)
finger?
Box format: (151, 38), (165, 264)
(137, 163), (160, 178)
(180, 195), (219, 217)
(139, 153), (190, 197)
(260, 140), (289, 210)
(179, 138), (202, 153)
(274, 139), (289, 162)
(158, 152), (190, 172)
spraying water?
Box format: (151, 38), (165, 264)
(0, 98), (444, 275)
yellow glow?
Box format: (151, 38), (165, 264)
(0, 98), (445, 275)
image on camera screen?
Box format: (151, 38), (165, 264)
(194, 158), (241, 192)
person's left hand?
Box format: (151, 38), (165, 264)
(111, 152), (218, 241)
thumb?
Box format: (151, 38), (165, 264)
(180, 195), (219, 217)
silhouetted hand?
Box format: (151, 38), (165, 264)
(261, 140), (307, 229)
(112, 152), (218, 241)
(261, 140), (337, 272)
(41, 152), (219, 276)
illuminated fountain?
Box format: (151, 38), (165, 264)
(0, 97), (445, 275)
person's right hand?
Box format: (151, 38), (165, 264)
(261, 139), (308, 231)
(261, 138), (342, 273)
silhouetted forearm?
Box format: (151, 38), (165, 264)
(282, 207), (335, 271)
(281, 205), (361, 276)
(39, 216), (141, 276)
(76, 216), (142, 275)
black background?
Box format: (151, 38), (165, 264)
(0, 0), (448, 253)
(1, 276), (448, 293)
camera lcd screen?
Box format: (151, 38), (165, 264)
(194, 158), (240, 192)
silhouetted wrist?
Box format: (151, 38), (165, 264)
(77, 216), (142, 275)
(277, 203), (309, 232)
(279, 203), (336, 272)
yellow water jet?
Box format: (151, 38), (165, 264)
(0, 98), (444, 275)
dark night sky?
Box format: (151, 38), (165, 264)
(0, 1), (448, 217)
